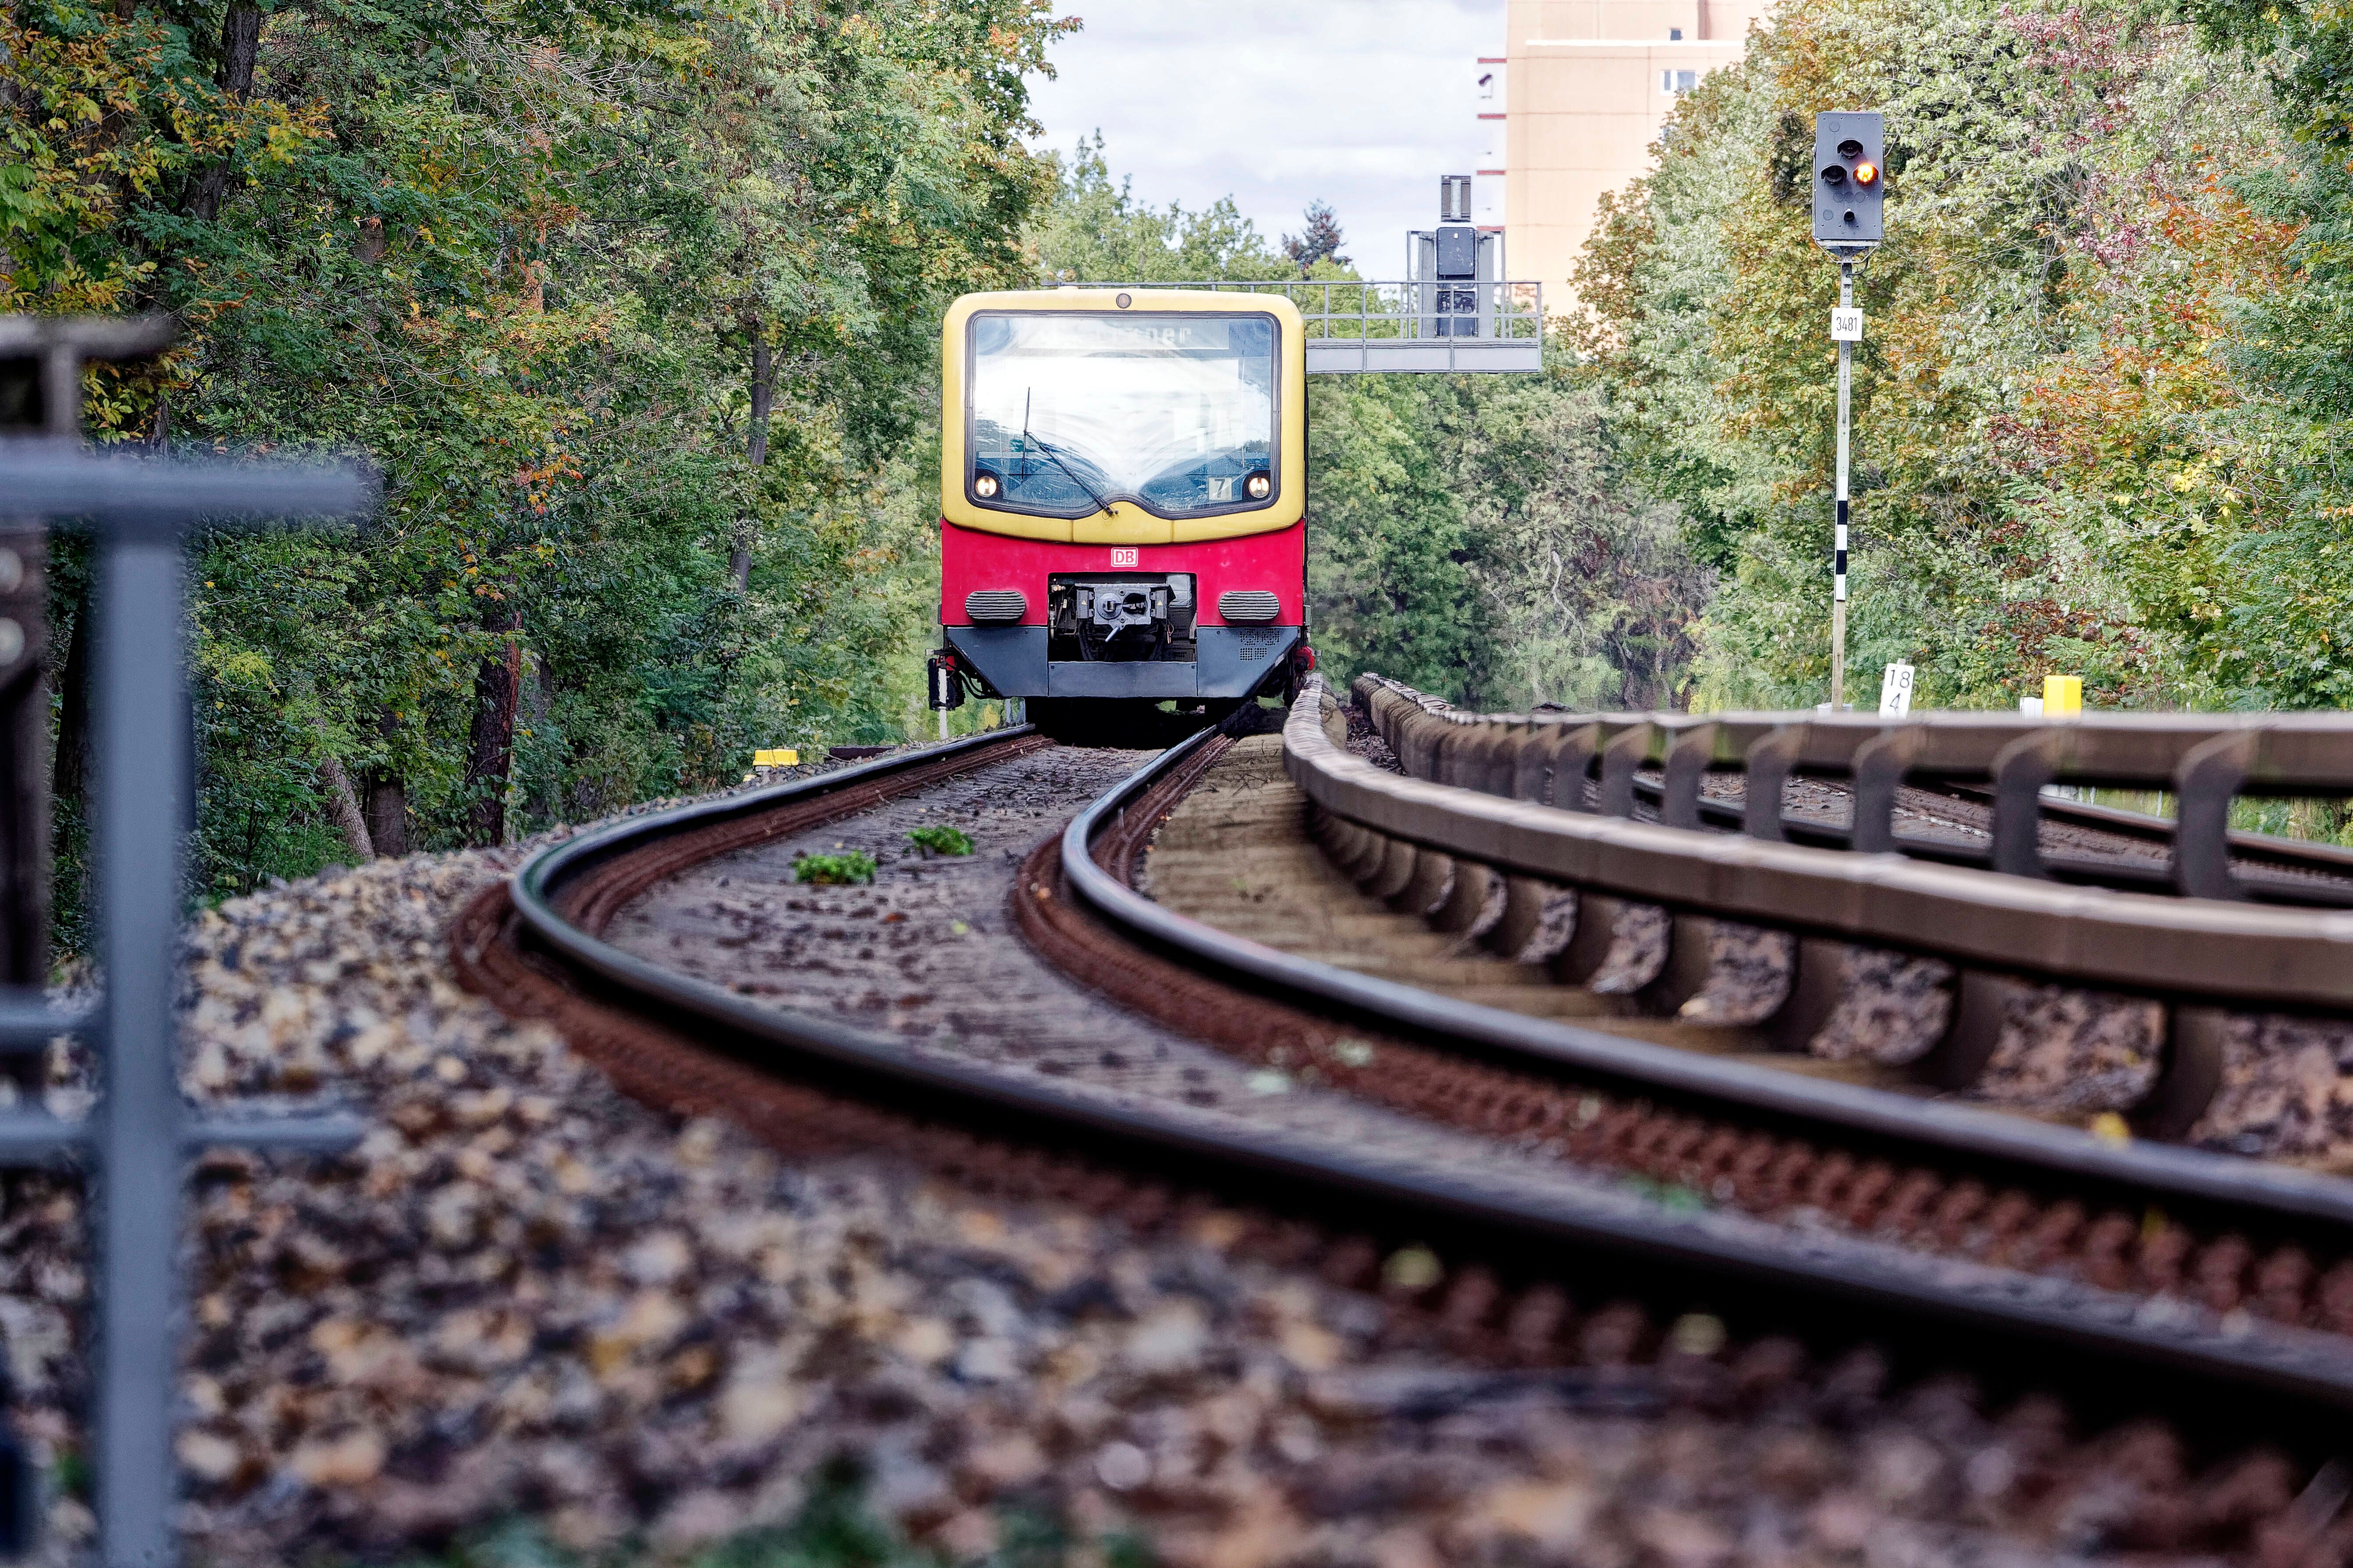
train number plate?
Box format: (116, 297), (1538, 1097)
(1109, 548), (1139, 567)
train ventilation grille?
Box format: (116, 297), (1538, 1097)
(964, 590), (1027, 624)
(1217, 590), (1280, 624)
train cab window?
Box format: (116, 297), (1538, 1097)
(966, 311), (1277, 520)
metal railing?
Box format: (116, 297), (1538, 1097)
(1357, 675), (2353, 902)
(0, 445), (372, 1566)
(1286, 675), (2353, 1142)
(1033, 280), (1548, 373)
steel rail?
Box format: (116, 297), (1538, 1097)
(1059, 723), (2353, 1225)
(1944, 781), (2353, 876)
(1613, 772), (2353, 902)
(489, 714), (2353, 1411)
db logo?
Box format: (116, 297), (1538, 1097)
(1109, 547), (1139, 568)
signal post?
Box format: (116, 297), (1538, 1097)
(1811, 112), (1883, 709)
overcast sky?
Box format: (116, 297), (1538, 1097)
(1026, 0), (1506, 277)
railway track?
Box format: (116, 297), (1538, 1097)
(1041, 703), (2353, 1383)
(1325, 675), (2353, 1156)
(450, 704), (2353, 1554)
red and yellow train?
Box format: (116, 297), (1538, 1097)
(929, 288), (1312, 738)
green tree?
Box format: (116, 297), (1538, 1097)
(6, 0), (1074, 930)
(1573, 0), (2310, 714)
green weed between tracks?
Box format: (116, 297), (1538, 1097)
(792, 852), (878, 886)
(906, 825), (974, 857)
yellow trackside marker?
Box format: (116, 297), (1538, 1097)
(2042, 675), (2083, 716)
(753, 748), (799, 768)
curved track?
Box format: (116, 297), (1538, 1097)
(1037, 721), (2353, 1404)
(440, 715), (2353, 1464)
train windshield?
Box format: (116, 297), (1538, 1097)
(968, 311), (1276, 517)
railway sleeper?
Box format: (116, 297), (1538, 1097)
(1431, 858), (1494, 933)
(1391, 846), (1453, 918)
(1351, 838), (2234, 1142)
(1366, 836), (1420, 903)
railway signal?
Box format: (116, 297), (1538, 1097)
(1812, 111), (1884, 710)
(1410, 175), (1502, 341)
(1812, 112), (1884, 247)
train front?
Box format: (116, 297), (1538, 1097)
(932, 289), (1309, 727)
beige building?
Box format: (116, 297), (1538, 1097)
(1478, 0), (1771, 309)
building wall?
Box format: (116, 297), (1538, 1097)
(1485, 0), (1769, 311)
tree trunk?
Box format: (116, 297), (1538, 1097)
(747, 336), (772, 468)
(49, 586), (87, 815)
(362, 772), (407, 858)
(732, 333), (771, 593)
(522, 655), (559, 826)
(315, 754), (371, 863)
(464, 608), (522, 847)
(0, 531), (47, 994)
(186, 2), (263, 223)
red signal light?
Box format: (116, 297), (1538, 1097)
(1853, 160), (1879, 185)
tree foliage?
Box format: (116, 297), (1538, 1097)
(1280, 199), (1348, 276)
(5, 0), (1071, 920)
(1574, 0), (2353, 715)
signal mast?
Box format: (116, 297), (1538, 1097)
(1812, 112), (1885, 711)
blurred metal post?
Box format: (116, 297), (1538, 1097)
(93, 532), (185, 1567)
(0, 437), (372, 1568)
(0, 318), (174, 1039)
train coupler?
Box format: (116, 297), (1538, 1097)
(927, 650), (965, 711)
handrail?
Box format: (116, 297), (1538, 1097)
(0, 435), (370, 1568)
(1288, 674), (2353, 1151)
(1358, 673), (2353, 789)
(1027, 278), (1546, 343)
(1355, 674), (2353, 902)
(1299, 681), (2353, 1008)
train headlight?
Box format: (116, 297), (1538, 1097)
(1245, 471), (1272, 501)
(973, 471), (1000, 500)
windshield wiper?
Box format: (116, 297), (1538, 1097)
(1023, 389), (1118, 518)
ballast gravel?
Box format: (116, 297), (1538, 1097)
(0, 747), (2316, 1564)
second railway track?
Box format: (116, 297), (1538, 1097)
(450, 703), (2353, 1557)
(1028, 704), (2353, 1399)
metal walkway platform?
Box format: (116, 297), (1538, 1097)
(1049, 279), (1548, 375)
